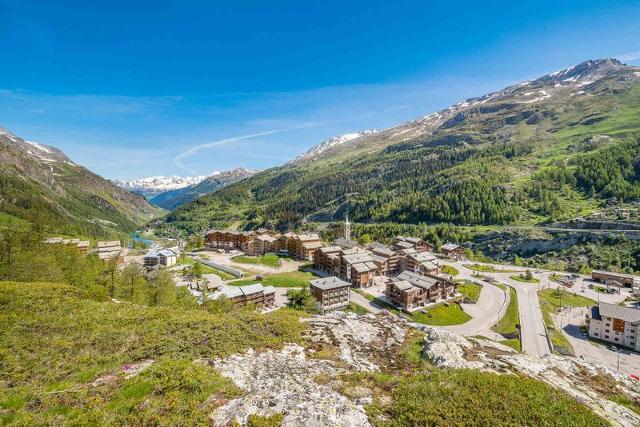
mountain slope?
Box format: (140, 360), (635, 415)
(0, 128), (162, 237)
(162, 59), (640, 234)
(150, 167), (255, 210)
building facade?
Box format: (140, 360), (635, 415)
(385, 270), (457, 311)
(310, 276), (351, 311)
(587, 302), (640, 351)
(592, 270), (636, 288)
(211, 283), (276, 309)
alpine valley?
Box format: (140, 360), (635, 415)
(0, 128), (161, 238)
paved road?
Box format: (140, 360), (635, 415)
(349, 290), (382, 314)
(441, 269), (508, 339)
(448, 261), (553, 356)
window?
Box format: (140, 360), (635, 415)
(594, 332), (599, 336)
(605, 329), (610, 333)
(605, 335), (610, 339)
(615, 337), (619, 341)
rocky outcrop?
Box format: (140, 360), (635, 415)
(210, 345), (370, 427)
(420, 326), (640, 427)
(208, 311), (404, 426)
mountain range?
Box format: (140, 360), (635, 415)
(161, 58), (640, 234)
(0, 128), (161, 238)
(148, 168), (256, 210)
(112, 174), (210, 197)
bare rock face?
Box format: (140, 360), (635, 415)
(209, 312), (405, 427)
(420, 325), (640, 427)
(302, 311), (406, 371)
(210, 345), (370, 427)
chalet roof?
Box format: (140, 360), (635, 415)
(158, 249), (176, 257)
(297, 233), (320, 241)
(310, 276), (350, 290)
(214, 285), (243, 299)
(319, 246), (342, 254)
(341, 248), (360, 255)
(394, 241), (414, 249)
(342, 253), (375, 265)
(77, 241), (90, 248)
(367, 242), (389, 251)
(369, 254), (387, 264)
(405, 237), (421, 244)
(302, 241), (324, 250)
(352, 262), (378, 273)
(598, 302), (640, 323)
(371, 246), (395, 258)
(333, 238), (359, 249)
(420, 261), (440, 270)
(262, 285), (276, 295)
(98, 240), (121, 249)
(392, 280), (415, 291)
(255, 235), (277, 242)
(397, 270), (440, 290)
(240, 283), (265, 296)
(409, 252), (437, 262)
(442, 243), (461, 251)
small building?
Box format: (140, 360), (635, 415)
(144, 249), (177, 268)
(44, 237), (91, 255)
(310, 276), (351, 312)
(211, 283), (276, 309)
(592, 270), (636, 288)
(586, 302), (640, 351)
(441, 243), (464, 260)
(97, 240), (122, 260)
(393, 236), (434, 252)
(76, 241), (91, 255)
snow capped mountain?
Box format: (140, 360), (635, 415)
(113, 174), (215, 194)
(0, 127), (77, 166)
(288, 59), (639, 164)
(293, 130), (379, 162)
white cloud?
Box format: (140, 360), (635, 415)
(617, 51), (640, 62)
(173, 124), (318, 173)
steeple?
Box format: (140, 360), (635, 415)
(344, 213), (351, 241)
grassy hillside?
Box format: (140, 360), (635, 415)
(2, 282), (608, 426)
(160, 60), (640, 235)
(0, 282), (305, 425)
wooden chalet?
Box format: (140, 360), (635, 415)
(441, 243), (464, 260)
(385, 270), (457, 311)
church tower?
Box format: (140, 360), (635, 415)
(344, 213), (351, 241)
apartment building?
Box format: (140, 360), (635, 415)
(309, 276), (351, 312)
(587, 302), (640, 351)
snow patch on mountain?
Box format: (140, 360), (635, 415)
(293, 130), (379, 162)
(113, 174), (215, 193)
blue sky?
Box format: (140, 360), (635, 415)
(0, 0), (639, 179)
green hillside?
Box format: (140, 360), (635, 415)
(161, 59), (640, 235)
(0, 128), (162, 239)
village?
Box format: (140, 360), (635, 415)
(45, 217), (640, 380)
